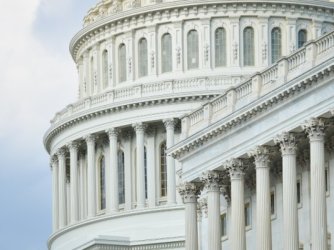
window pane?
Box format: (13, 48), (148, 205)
(298, 30), (307, 49)
(221, 213), (227, 237)
(245, 203), (251, 227)
(119, 44), (127, 82)
(243, 27), (255, 66)
(271, 28), (282, 63)
(102, 50), (108, 88)
(138, 38), (148, 77)
(118, 151), (125, 204)
(100, 157), (106, 210)
(160, 142), (167, 197)
(144, 147), (148, 199)
(162, 33), (172, 73)
(270, 192), (275, 215)
(215, 28), (226, 67)
(297, 181), (301, 204)
(187, 30), (199, 69)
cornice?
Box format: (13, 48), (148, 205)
(71, 0), (334, 61)
(43, 94), (217, 153)
(169, 61), (334, 160)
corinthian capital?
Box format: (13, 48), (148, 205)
(56, 148), (67, 158)
(178, 182), (202, 203)
(106, 127), (120, 138)
(302, 117), (325, 141)
(225, 158), (246, 179)
(163, 118), (177, 130)
(248, 146), (271, 166)
(201, 170), (224, 192)
(132, 123), (147, 133)
(67, 141), (80, 152)
(274, 132), (297, 155)
(84, 134), (97, 144)
(50, 155), (58, 169)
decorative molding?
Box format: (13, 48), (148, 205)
(163, 118), (177, 130)
(248, 146), (271, 166)
(302, 117), (325, 141)
(178, 182), (202, 203)
(85, 241), (185, 250)
(106, 127), (120, 138)
(132, 122), (148, 133)
(274, 132), (297, 155)
(201, 170), (224, 192)
(84, 134), (97, 144)
(224, 158), (246, 180)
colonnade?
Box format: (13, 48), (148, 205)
(179, 117), (329, 250)
(50, 119), (178, 232)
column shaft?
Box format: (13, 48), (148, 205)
(69, 143), (79, 224)
(134, 123), (146, 208)
(51, 157), (59, 232)
(108, 129), (119, 212)
(85, 135), (96, 218)
(147, 131), (156, 208)
(164, 119), (177, 205)
(124, 134), (133, 210)
(58, 150), (67, 228)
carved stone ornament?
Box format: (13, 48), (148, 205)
(150, 51), (155, 69)
(132, 123), (147, 133)
(163, 118), (177, 130)
(302, 117), (325, 141)
(274, 132), (297, 155)
(56, 148), (67, 158)
(197, 196), (208, 218)
(224, 158), (246, 179)
(201, 170), (224, 192)
(178, 182), (202, 203)
(248, 145), (271, 166)
(176, 47), (181, 64)
(233, 42), (238, 61)
(106, 127), (120, 138)
(262, 42), (267, 61)
(67, 141), (80, 152)
(50, 155), (58, 169)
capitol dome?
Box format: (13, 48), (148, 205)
(44, 0), (334, 249)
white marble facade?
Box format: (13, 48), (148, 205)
(44, 0), (334, 249)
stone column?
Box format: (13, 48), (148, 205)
(85, 135), (97, 218)
(146, 127), (157, 208)
(123, 132), (133, 210)
(51, 156), (59, 232)
(57, 148), (67, 228)
(249, 146), (272, 250)
(275, 132), (299, 250)
(164, 119), (177, 205)
(202, 171), (222, 250)
(226, 159), (246, 250)
(107, 128), (120, 213)
(303, 118), (328, 250)
(178, 182), (201, 250)
(79, 152), (86, 220)
(68, 142), (79, 224)
(133, 123), (147, 209)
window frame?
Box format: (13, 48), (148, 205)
(214, 27), (227, 67)
(271, 27), (282, 64)
(161, 33), (173, 74)
(187, 29), (199, 70)
(138, 37), (148, 78)
(297, 29), (308, 49)
(243, 26), (255, 66)
(118, 43), (127, 83)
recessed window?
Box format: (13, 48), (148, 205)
(243, 27), (255, 66)
(144, 146), (148, 199)
(187, 30), (199, 69)
(221, 213), (227, 237)
(118, 43), (127, 83)
(102, 50), (109, 88)
(298, 29), (307, 48)
(160, 141), (167, 197)
(215, 27), (226, 67)
(325, 166), (330, 195)
(297, 180), (301, 205)
(271, 28), (282, 63)
(99, 156), (106, 210)
(118, 150), (125, 204)
(161, 33), (172, 73)
(138, 38), (148, 77)
(270, 191), (275, 215)
(245, 202), (251, 228)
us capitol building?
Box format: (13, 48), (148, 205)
(44, 0), (334, 249)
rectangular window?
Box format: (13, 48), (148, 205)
(221, 213), (227, 237)
(270, 191), (275, 215)
(297, 180), (301, 205)
(325, 165), (330, 196)
(245, 202), (251, 228)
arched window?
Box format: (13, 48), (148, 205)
(243, 27), (255, 66)
(298, 29), (307, 48)
(102, 50), (109, 89)
(187, 30), (199, 69)
(99, 156), (106, 210)
(215, 28), (226, 67)
(118, 150), (125, 204)
(119, 43), (127, 82)
(160, 141), (167, 197)
(161, 33), (172, 73)
(271, 28), (282, 63)
(90, 56), (95, 92)
(138, 38), (148, 77)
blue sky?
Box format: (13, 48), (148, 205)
(0, 0), (98, 249)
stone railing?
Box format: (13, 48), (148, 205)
(50, 75), (236, 124)
(181, 30), (334, 137)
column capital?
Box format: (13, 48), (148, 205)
(84, 134), (97, 144)
(50, 155), (58, 169)
(67, 141), (80, 151)
(225, 158), (246, 179)
(56, 148), (67, 158)
(146, 126), (157, 137)
(302, 117), (325, 141)
(106, 128), (120, 138)
(178, 182), (202, 203)
(132, 122), (147, 133)
(201, 170), (224, 192)
(248, 145), (271, 166)
(163, 118), (177, 130)
(198, 196), (208, 218)
(274, 132), (297, 155)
